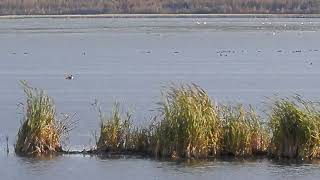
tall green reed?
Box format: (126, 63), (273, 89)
(269, 96), (320, 159)
(96, 102), (145, 152)
(15, 81), (71, 155)
(219, 104), (269, 156)
(152, 84), (221, 158)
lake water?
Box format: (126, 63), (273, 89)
(1, 17), (320, 179)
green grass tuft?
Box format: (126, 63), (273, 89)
(219, 104), (269, 156)
(96, 102), (132, 152)
(269, 96), (320, 159)
(152, 84), (221, 159)
(15, 81), (69, 155)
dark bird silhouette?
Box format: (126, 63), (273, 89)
(65, 74), (74, 80)
(6, 136), (9, 154)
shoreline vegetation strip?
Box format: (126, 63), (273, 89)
(2, 14), (320, 19)
(0, 0), (319, 15)
(13, 81), (320, 160)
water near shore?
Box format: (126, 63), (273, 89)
(1, 16), (320, 179)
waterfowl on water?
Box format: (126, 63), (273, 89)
(65, 74), (74, 80)
(6, 136), (9, 154)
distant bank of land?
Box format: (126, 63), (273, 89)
(0, 0), (320, 15)
(2, 14), (320, 19)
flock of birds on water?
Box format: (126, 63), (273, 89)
(193, 19), (315, 27)
(7, 19), (318, 81)
(9, 47), (317, 81)
(215, 49), (319, 57)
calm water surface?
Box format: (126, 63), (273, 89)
(1, 17), (320, 179)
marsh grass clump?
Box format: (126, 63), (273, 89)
(152, 84), (221, 159)
(219, 105), (269, 157)
(129, 126), (153, 154)
(269, 96), (320, 159)
(15, 81), (70, 155)
(96, 102), (138, 152)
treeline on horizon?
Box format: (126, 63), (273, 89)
(0, 0), (320, 15)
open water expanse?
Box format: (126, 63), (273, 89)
(1, 16), (320, 179)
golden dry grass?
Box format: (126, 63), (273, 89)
(15, 81), (70, 155)
(269, 96), (320, 159)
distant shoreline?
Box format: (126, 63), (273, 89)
(1, 13), (320, 19)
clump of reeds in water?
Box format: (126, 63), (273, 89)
(152, 84), (221, 159)
(15, 81), (71, 155)
(219, 105), (269, 157)
(269, 96), (320, 159)
(96, 102), (136, 152)
(129, 124), (154, 154)
(95, 101), (154, 154)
